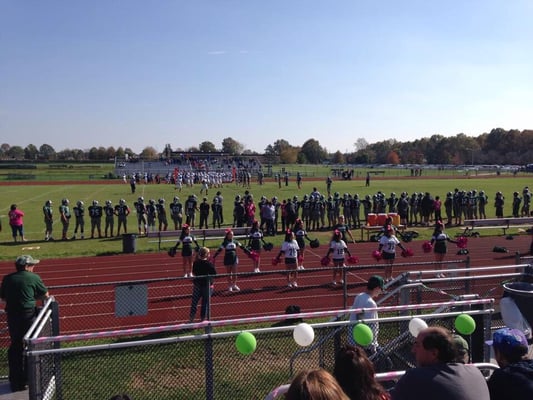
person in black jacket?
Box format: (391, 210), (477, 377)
(189, 247), (216, 322)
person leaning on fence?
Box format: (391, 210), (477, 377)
(349, 276), (384, 355)
(390, 327), (489, 400)
(334, 344), (391, 400)
(189, 247), (216, 323)
(486, 327), (533, 400)
(0, 255), (49, 392)
(285, 368), (350, 400)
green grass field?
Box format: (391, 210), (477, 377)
(0, 164), (531, 262)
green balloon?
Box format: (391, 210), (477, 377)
(455, 314), (476, 335)
(235, 331), (257, 355)
(352, 323), (373, 346)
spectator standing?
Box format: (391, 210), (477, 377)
(486, 327), (533, 400)
(189, 247), (216, 323)
(349, 276), (384, 354)
(8, 204), (26, 242)
(391, 327), (489, 400)
(0, 255), (49, 392)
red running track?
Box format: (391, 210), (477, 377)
(0, 235), (531, 336)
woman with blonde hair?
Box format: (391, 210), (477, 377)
(285, 368), (350, 400)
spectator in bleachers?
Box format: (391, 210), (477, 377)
(334, 344), (390, 400)
(285, 368), (350, 400)
(391, 327), (489, 400)
(452, 334), (469, 363)
(486, 327), (533, 400)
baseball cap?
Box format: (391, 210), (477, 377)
(367, 275), (385, 290)
(486, 328), (528, 356)
(15, 255), (40, 267)
(452, 334), (469, 354)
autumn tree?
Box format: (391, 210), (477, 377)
(221, 137), (244, 155)
(140, 146), (159, 160)
(301, 139), (327, 164)
(24, 144), (39, 160)
(199, 141), (217, 153)
(39, 144), (56, 160)
(386, 150), (400, 164)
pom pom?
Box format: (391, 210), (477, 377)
(422, 241), (433, 253)
(456, 236), (468, 249)
(167, 247), (177, 257)
(309, 238), (320, 248)
(320, 256), (330, 266)
(372, 250), (382, 261)
(347, 255), (359, 264)
(401, 248), (414, 257)
(272, 257), (280, 266)
(262, 242), (274, 251)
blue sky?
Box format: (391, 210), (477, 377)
(2, 1), (533, 155)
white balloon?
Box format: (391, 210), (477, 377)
(409, 318), (428, 337)
(293, 323), (315, 346)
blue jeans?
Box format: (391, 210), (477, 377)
(189, 283), (212, 322)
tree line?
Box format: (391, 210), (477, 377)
(1, 128), (532, 165)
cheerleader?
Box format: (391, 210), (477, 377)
(293, 219), (309, 270)
(377, 225), (406, 282)
(248, 220), (264, 273)
(276, 230), (300, 288)
(172, 224), (200, 277)
(430, 221), (457, 277)
(325, 230), (353, 285)
(213, 229), (249, 292)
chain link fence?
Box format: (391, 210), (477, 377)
(27, 299), (494, 400)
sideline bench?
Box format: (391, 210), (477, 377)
(147, 226), (251, 251)
(462, 217), (533, 236)
(360, 224), (406, 241)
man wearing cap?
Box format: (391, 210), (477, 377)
(486, 328), (533, 400)
(0, 255), (49, 392)
(349, 275), (384, 354)
(391, 326), (489, 400)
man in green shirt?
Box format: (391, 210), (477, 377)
(0, 255), (49, 392)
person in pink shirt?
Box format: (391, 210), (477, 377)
(8, 204), (26, 242)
